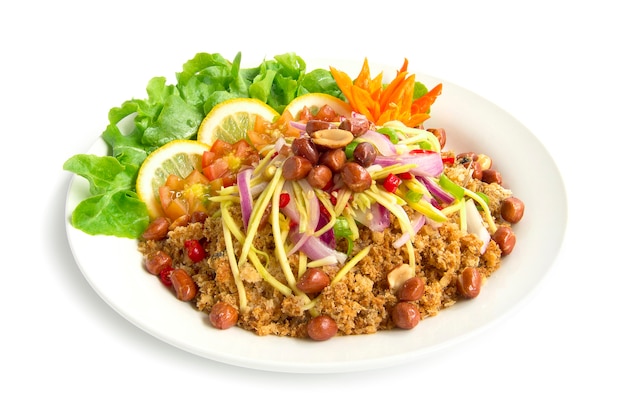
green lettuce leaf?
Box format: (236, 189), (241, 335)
(63, 154), (149, 238)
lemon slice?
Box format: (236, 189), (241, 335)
(283, 92), (353, 120)
(197, 98), (279, 146)
(136, 139), (210, 218)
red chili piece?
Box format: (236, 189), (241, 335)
(441, 156), (455, 165)
(184, 239), (206, 263)
(279, 192), (290, 208)
(383, 173), (402, 193)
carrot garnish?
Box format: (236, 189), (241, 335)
(330, 59), (442, 127)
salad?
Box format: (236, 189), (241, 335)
(64, 52), (525, 341)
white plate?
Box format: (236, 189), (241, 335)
(65, 58), (567, 373)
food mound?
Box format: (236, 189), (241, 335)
(137, 58), (525, 341)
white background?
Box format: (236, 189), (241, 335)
(2, 1), (623, 418)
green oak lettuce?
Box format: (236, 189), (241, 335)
(63, 154), (149, 238)
(64, 51), (343, 238)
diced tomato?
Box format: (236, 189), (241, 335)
(184, 169), (209, 186)
(248, 130), (274, 149)
(210, 139), (233, 156)
(187, 194), (208, 215)
(274, 111), (301, 138)
(253, 113), (273, 133)
(298, 106), (313, 122)
(157, 162), (215, 224)
(202, 151), (217, 167)
(231, 140), (260, 166)
(207, 177), (223, 192)
(221, 172), (237, 188)
(164, 197), (188, 220)
(201, 137), (261, 190)
(158, 185), (173, 210)
(165, 174), (185, 190)
(203, 159), (229, 181)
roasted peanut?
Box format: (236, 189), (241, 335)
(292, 136), (319, 164)
(457, 267), (482, 298)
(500, 197), (525, 223)
(476, 154), (492, 170)
(169, 214), (191, 230)
(492, 226), (516, 255)
(142, 217), (170, 240)
(305, 119), (335, 135)
(311, 128), (354, 149)
(169, 268), (197, 301)
(339, 117), (370, 137)
(307, 165), (333, 189)
(391, 302), (420, 329)
(307, 315), (338, 341)
(314, 104), (340, 122)
(145, 250), (172, 275)
(482, 169), (502, 185)
(190, 211), (208, 224)
(282, 155), (312, 180)
(352, 142), (377, 167)
(427, 128), (446, 149)
(341, 162), (372, 192)
(396, 276), (425, 302)
(209, 302), (238, 329)
(296, 268), (330, 294)
(386, 263), (414, 292)
(471, 161), (483, 181)
(319, 149), (346, 172)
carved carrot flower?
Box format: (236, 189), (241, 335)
(330, 58), (442, 127)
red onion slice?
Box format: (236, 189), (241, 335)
(237, 168), (254, 232)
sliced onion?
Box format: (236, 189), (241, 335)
(417, 176), (455, 205)
(465, 199), (491, 254)
(393, 214), (426, 248)
(286, 180), (322, 257)
(289, 228), (347, 265)
(273, 137), (287, 154)
(353, 202), (390, 232)
(358, 130), (397, 156)
(289, 121), (306, 132)
(249, 181), (269, 197)
(237, 168), (254, 232)
(374, 153), (443, 177)
(317, 211), (336, 249)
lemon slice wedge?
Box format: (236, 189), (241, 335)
(136, 139), (210, 218)
(197, 98), (279, 147)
